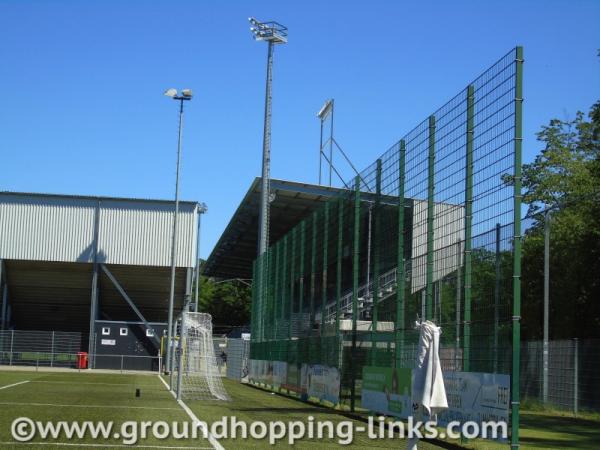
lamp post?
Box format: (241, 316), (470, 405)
(542, 207), (552, 404)
(249, 17), (287, 256)
(194, 202), (208, 313)
(164, 88), (192, 374)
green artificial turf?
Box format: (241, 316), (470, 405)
(184, 379), (442, 449)
(0, 370), (207, 449)
(1, 370), (598, 449)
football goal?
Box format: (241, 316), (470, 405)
(175, 312), (230, 401)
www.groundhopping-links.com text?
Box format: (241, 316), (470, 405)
(11, 416), (508, 445)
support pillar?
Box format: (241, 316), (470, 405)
(100, 264), (160, 346)
(88, 200), (101, 367)
(87, 265), (99, 366)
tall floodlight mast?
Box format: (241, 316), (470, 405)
(249, 17), (287, 256)
(317, 99), (334, 186)
(164, 88), (193, 374)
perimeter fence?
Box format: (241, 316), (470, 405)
(250, 47), (523, 446)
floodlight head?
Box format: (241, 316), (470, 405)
(248, 17), (287, 44)
(181, 89), (193, 98)
(317, 99), (334, 119)
(164, 88), (177, 98)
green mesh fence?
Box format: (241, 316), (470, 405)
(250, 47), (523, 445)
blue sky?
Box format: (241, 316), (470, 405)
(1, 0), (599, 258)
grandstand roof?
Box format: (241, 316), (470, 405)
(202, 178), (348, 279)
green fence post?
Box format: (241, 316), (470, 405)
(371, 159), (382, 365)
(511, 45), (524, 450)
(494, 222), (501, 372)
(310, 211), (317, 332)
(266, 249), (273, 341)
(251, 259), (257, 343)
(290, 228), (297, 341)
(282, 235), (288, 344)
(257, 254), (264, 341)
(270, 242), (280, 339)
(395, 140), (406, 368)
(336, 199), (344, 338)
(350, 176), (361, 412)
(321, 202), (329, 335)
(299, 221), (306, 337)
(426, 115), (436, 321)
(464, 85), (474, 372)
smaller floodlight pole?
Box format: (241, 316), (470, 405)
(317, 99), (334, 186)
(194, 203), (207, 313)
(164, 88), (193, 375)
(249, 17), (287, 256)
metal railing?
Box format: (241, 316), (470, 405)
(521, 338), (599, 414)
(0, 330), (83, 368)
(92, 353), (162, 373)
(0, 351), (161, 373)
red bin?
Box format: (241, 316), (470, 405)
(76, 352), (88, 369)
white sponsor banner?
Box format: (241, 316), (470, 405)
(361, 366), (412, 417)
(101, 339), (115, 346)
(249, 360), (287, 388)
(272, 361), (287, 388)
(439, 371), (510, 428)
(305, 364), (341, 404)
(361, 367), (509, 441)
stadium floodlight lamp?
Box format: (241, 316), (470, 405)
(165, 88), (193, 102)
(248, 17), (287, 44)
(163, 85), (192, 375)
(317, 99), (333, 119)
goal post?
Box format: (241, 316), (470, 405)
(175, 312), (230, 401)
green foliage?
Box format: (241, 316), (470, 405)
(521, 100), (600, 339)
(197, 274), (251, 327)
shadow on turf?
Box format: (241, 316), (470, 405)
(236, 407), (329, 413)
(520, 413), (600, 449)
(243, 383), (464, 450)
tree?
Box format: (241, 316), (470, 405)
(520, 100), (600, 339)
(196, 266), (252, 328)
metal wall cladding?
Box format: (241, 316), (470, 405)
(97, 200), (197, 267)
(0, 194), (96, 263)
(0, 193), (197, 268)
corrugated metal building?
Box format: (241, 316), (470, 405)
(0, 191), (201, 357)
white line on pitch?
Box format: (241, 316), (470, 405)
(0, 401), (179, 410)
(157, 375), (224, 450)
(29, 381), (143, 386)
(0, 442), (212, 449)
(0, 380), (30, 390)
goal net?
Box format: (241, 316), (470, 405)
(175, 312), (230, 401)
